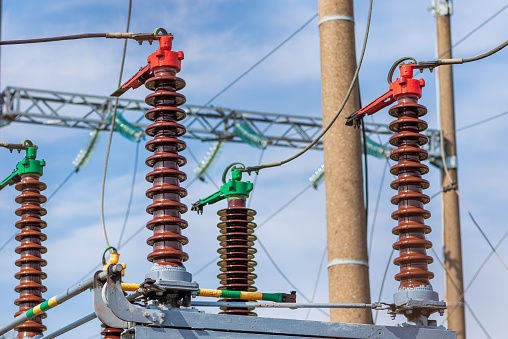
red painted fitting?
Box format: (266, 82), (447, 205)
(144, 40), (189, 267)
(217, 198), (258, 316)
(14, 175), (48, 338)
(101, 325), (123, 338)
(147, 36), (184, 72)
(389, 89), (435, 289)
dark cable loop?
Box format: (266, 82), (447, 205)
(387, 57), (417, 84)
(244, 0), (374, 174)
(222, 162), (245, 183)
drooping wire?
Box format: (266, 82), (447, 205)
(117, 139), (141, 248)
(193, 182), (314, 276)
(247, 148), (265, 208)
(198, 13), (318, 110)
(456, 110), (508, 133)
(0, 33), (108, 45)
(439, 126), (508, 272)
(245, 0), (374, 173)
(444, 226), (508, 324)
(442, 3), (508, 58)
(185, 146), (220, 190)
(305, 246), (327, 320)
(46, 170), (75, 203)
(100, 0), (132, 248)
(367, 159), (388, 257)
(431, 247), (492, 338)
(373, 249), (394, 324)
(257, 238), (329, 317)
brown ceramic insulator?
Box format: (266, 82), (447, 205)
(216, 198), (257, 316)
(13, 174), (48, 338)
(388, 96), (435, 290)
(100, 324), (123, 339)
(144, 67), (190, 267)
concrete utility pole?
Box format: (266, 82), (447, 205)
(434, 1), (466, 338)
(318, 0), (372, 324)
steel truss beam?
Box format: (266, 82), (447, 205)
(0, 86), (442, 163)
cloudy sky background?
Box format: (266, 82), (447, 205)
(0, 1), (507, 338)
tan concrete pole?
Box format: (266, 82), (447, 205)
(318, 0), (372, 324)
(435, 2), (466, 338)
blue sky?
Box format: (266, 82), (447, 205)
(0, 1), (507, 338)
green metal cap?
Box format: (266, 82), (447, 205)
(17, 146), (45, 176)
(220, 165), (252, 200)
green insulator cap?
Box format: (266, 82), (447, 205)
(221, 167), (253, 200)
(17, 147), (45, 176)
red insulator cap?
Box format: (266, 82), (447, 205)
(147, 35), (185, 72)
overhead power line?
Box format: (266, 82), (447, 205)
(100, 0), (133, 248)
(245, 0), (374, 173)
(200, 13), (319, 109)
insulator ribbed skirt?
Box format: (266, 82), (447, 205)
(14, 174), (48, 338)
(144, 67), (190, 267)
(217, 198), (257, 316)
(389, 96), (435, 290)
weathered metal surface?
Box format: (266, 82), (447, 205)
(133, 315), (456, 339)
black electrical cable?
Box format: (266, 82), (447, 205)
(0, 33), (107, 45)
(416, 38), (508, 70)
(444, 225), (508, 324)
(456, 110), (508, 132)
(257, 238), (329, 317)
(373, 248), (394, 324)
(193, 182), (314, 276)
(100, 0), (132, 248)
(367, 159), (388, 257)
(46, 170), (75, 203)
(117, 139), (140, 248)
(245, 0), (374, 174)
(439, 3), (508, 59)
(431, 248), (492, 339)
(247, 148), (265, 208)
(305, 246), (327, 320)
(198, 13), (318, 111)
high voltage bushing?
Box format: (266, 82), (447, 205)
(3, 145), (49, 338)
(192, 165), (258, 316)
(112, 29), (198, 306)
(346, 64), (445, 325)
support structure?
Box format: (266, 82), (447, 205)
(318, 0), (372, 324)
(434, 1), (465, 337)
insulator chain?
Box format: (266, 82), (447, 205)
(217, 198), (258, 316)
(14, 175), (48, 338)
(144, 67), (190, 267)
(388, 96), (435, 289)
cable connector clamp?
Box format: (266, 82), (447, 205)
(442, 181), (458, 193)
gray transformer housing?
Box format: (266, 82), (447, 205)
(129, 311), (456, 339)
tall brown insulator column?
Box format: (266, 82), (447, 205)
(389, 96), (435, 289)
(144, 65), (189, 268)
(141, 36), (198, 302)
(217, 198), (257, 316)
(14, 174), (48, 338)
(387, 66), (444, 324)
(318, 0), (372, 323)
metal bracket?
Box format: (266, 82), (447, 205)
(432, 0), (453, 16)
(93, 269), (130, 329)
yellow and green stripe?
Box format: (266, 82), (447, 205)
(25, 296), (58, 319)
(197, 289), (286, 302)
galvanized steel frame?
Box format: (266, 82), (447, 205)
(0, 86), (442, 162)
